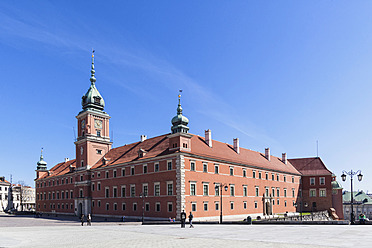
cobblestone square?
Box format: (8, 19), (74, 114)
(0, 213), (371, 248)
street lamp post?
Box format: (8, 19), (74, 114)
(341, 170), (363, 224)
(215, 183), (228, 224)
(139, 192), (147, 224)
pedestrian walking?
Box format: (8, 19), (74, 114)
(180, 210), (186, 228)
(80, 214), (85, 226)
(87, 214), (92, 226)
(188, 212), (194, 228)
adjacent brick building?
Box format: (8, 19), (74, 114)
(35, 53), (339, 220)
(289, 157), (344, 219)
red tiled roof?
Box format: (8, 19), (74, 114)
(40, 159), (76, 179)
(0, 179), (10, 184)
(288, 157), (332, 176)
(186, 135), (301, 175)
(93, 134), (171, 169)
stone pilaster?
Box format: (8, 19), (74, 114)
(176, 154), (185, 219)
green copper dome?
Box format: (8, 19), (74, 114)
(171, 94), (189, 134)
(331, 180), (342, 189)
(81, 51), (105, 111)
(36, 149), (47, 171)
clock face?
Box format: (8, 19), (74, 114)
(94, 119), (103, 129)
(81, 120), (85, 129)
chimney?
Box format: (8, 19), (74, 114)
(282, 153), (287, 164)
(140, 135), (147, 142)
(265, 148), (270, 161)
(233, 138), (240, 154)
(205, 129), (212, 147)
(64, 158), (69, 162)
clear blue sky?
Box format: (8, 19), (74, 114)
(1, 1), (372, 191)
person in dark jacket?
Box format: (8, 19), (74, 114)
(188, 212), (194, 228)
(180, 210), (186, 228)
(80, 214), (85, 226)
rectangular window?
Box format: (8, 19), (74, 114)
(133, 203), (137, 211)
(320, 177), (325, 185)
(105, 187), (109, 198)
(230, 167), (234, 176)
(155, 163), (159, 172)
(106, 171), (109, 178)
(243, 186), (247, 197)
(203, 184), (209, 196)
(98, 201), (101, 207)
(215, 184), (220, 196)
(190, 161), (195, 171)
(167, 161), (172, 170)
(277, 199), (280, 205)
(98, 182), (101, 191)
(265, 187), (269, 196)
(292, 176), (295, 183)
(277, 188), (280, 197)
(143, 184), (148, 196)
(154, 183), (160, 196)
(230, 185), (235, 196)
(167, 183), (173, 196)
(319, 189), (326, 197)
(122, 203), (126, 211)
(122, 168), (126, 176)
(191, 203), (196, 212)
(215, 202), (219, 211)
(156, 202), (161, 212)
(277, 174), (279, 181)
(243, 201), (247, 209)
(310, 178), (315, 185)
(113, 170), (117, 178)
(255, 186), (259, 197)
(230, 202), (234, 210)
(253, 171), (256, 178)
(292, 188), (295, 198)
(131, 166), (135, 175)
(310, 189), (316, 197)
(106, 203), (109, 211)
(284, 176), (286, 182)
(113, 187), (117, 198)
(203, 163), (208, 173)
(272, 187), (275, 197)
(168, 202), (173, 212)
(114, 203), (117, 211)
(272, 174), (274, 180)
(214, 164), (219, 174)
(265, 173), (268, 180)
(96, 149), (102, 154)
(243, 169), (246, 177)
(121, 186), (126, 197)
(203, 202), (208, 211)
(284, 201), (287, 207)
(284, 188), (287, 197)
(130, 185), (136, 197)
(254, 201), (258, 209)
(92, 183), (95, 191)
(143, 165), (148, 174)
(258, 172), (262, 179)
(190, 183), (196, 196)
(145, 203), (150, 211)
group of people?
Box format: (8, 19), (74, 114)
(80, 213), (92, 226)
(180, 210), (194, 228)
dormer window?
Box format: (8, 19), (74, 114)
(93, 96), (101, 104)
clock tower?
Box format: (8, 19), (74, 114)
(74, 51), (112, 169)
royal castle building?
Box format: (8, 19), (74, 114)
(35, 52), (341, 221)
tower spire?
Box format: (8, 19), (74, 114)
(171, 90), (189, 134)
(90, 49), (96, 85)
(36, 148), (47, 171)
